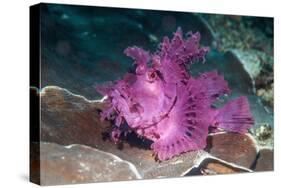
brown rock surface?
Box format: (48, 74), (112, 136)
(205, 133), (258, 168)
(187, 157), (250, 176)
(254, 149), (273, 171)
(39, 142), (140, 185)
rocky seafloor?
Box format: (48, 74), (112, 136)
(31, 4), (274, 185)
(31, 86), (273, 185)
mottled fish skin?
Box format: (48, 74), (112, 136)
(97, 27), (254, 161)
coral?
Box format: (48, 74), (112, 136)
(97, 28), (254, 161)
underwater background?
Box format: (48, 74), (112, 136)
(31, 3), (273, 185)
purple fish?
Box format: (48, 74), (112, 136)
(97, 28), (254, 161)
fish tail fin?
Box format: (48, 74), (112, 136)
(213, 96), (254, 133)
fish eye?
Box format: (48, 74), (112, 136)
(146, 70), (158, 82)
(150, 72), (156, 79)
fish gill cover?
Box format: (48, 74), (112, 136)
(97, 27), (254, 161)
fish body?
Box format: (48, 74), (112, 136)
(97, 28), (254, 161)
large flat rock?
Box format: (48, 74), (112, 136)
(38, 142), (141, 185)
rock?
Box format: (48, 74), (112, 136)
(231, 49), (262, 79)
(40, 86), (201, 179)
(186, 157), (250, 176)
(38, 142), (141, 185)
(40, 86), (274, 183)
(254, 149), (273, 171)
(205, 133), (258, 168)
(141, 151), (200, 178)
(40, 86), (111, 149)
(202, 161), (242, 174)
